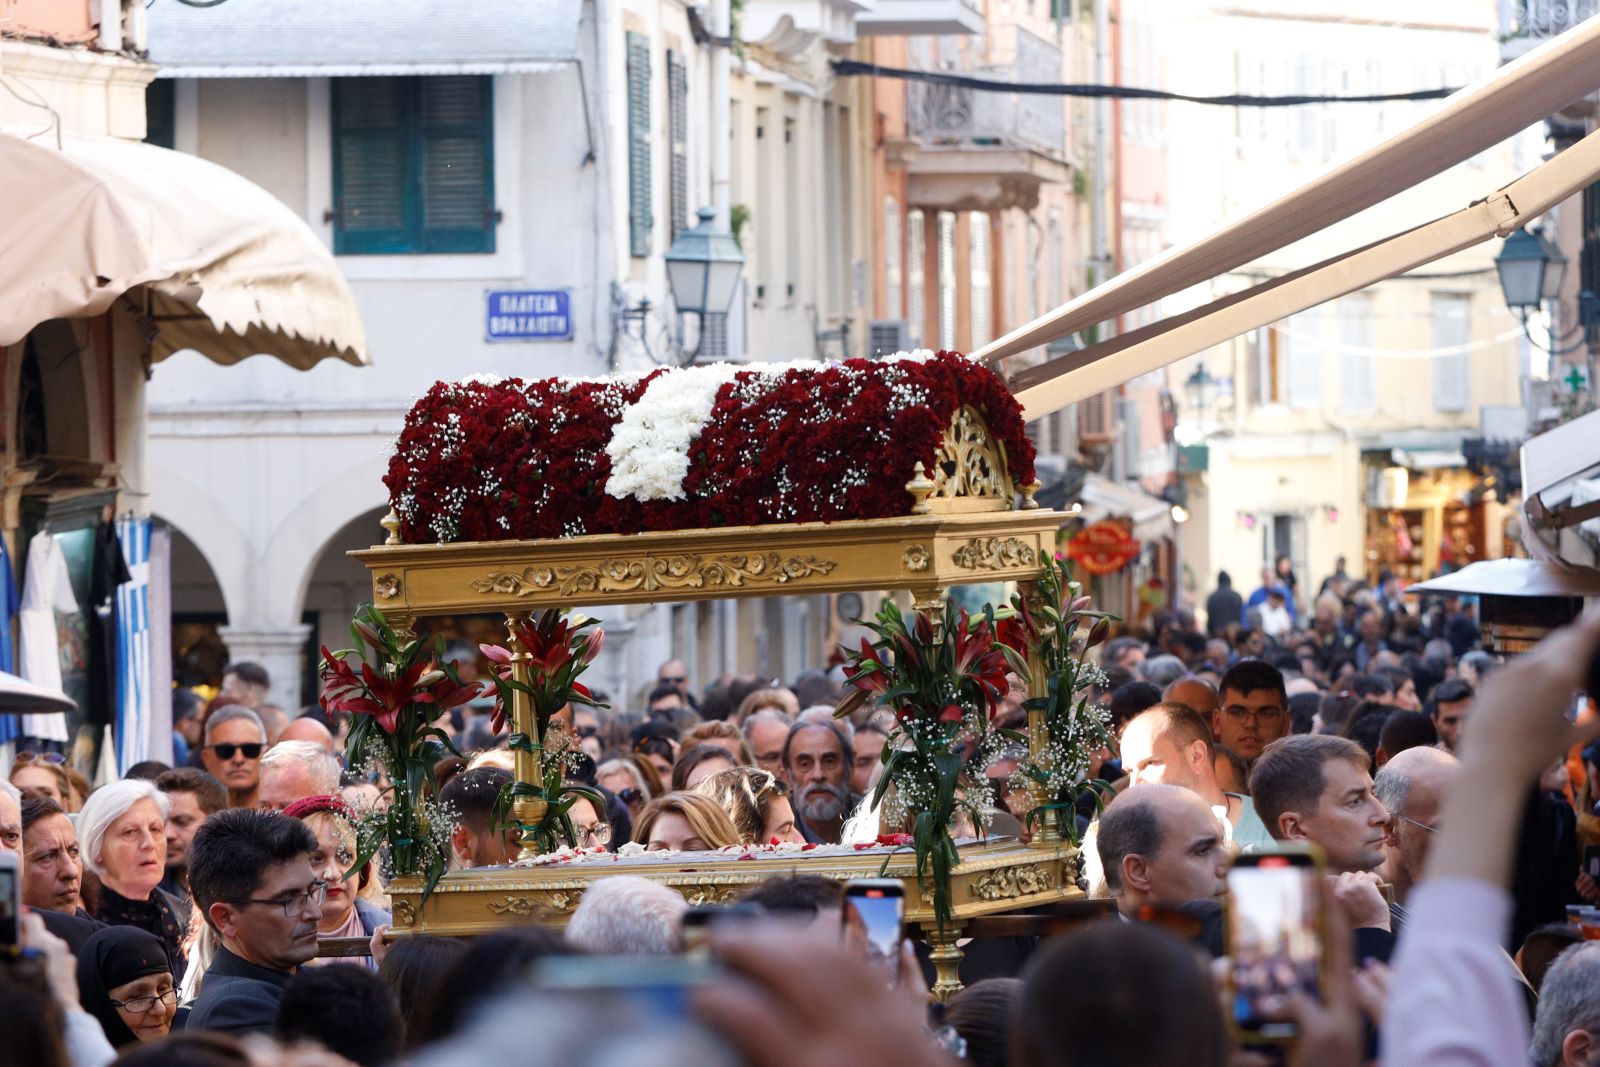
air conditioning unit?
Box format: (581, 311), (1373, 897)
(868, 319), (911, 357)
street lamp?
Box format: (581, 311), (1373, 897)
(1494, 227), (1561, 312)
(1184, 363), (1218, 416)
(665, 206), (745, 318)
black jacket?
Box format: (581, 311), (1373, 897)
(1206, 587), (1243, 636)
(184, 947), (293, 1035)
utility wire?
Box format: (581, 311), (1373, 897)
(831, 60), (1458, 107)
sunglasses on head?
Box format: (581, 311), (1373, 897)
(209, 743), (264, 760)
(14, 751), (67, 766)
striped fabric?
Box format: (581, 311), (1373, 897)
(115, 517), (152, 775)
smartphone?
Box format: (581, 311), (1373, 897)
(531, 955), (737, 1065)
(842, 878), (904, 984)
(1584, 845), (1600, 880)
(1224, 846), (1328, 1042)
(0, 852), (19, 952)
(680, 902), (763, 958)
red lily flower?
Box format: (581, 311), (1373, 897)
(938, 704), (965, 723)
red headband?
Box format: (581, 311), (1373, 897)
(282, 794), (355, 821)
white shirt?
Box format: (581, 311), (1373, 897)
(18, 532), (77, 742)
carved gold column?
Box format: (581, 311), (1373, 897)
(1019, 580), (1064, 849)
(505, 612), (548, 861)
(924, 920), (966, 1003)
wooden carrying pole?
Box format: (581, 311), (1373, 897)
(972, 15), (1600, 379)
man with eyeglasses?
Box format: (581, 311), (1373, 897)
(1213, 661), (1290, 766)
(199, 706), (268, 810)
(1373, 745), (1459, 910)
(184, 808), (321, 1035)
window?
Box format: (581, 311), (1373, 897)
(667, 50), (689, 242)
(1338, 293), (1376, 412)
(784, 116), (798, 301)
(1285, 307), (1324, 411)
(937, 211), (957, 350)
(331, 76), (495, 255)
(145, 79), (175, 149)
(907, 208), (926, 346)
(1432, 292), (1471, 412)
(626, 33), (653, 258)
(884, 197), (902, 319)
(969, 213), (992, 348)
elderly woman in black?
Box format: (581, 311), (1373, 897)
(76, 926), (177, 1048)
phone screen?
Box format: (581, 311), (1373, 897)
(0, 865), (18, 948)
(1227, 854), (1323, 1039)
(842, 883), (903, 983)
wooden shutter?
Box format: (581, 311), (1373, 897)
(419, 76), (494, 253)
(937, 211), (956, 349)
(627, 32), (654, 258)
(333, 77), (411, 254)
(906, 208), (925, 345)
(969, 212), (991, 348)
(884, 197), (902, 318)
(667, 50), (689, 243)
(1432, 293), (1471, 412)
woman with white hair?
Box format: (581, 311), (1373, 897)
(79, 779), (187, 973)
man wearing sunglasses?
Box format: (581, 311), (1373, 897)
(185, 808), (321, 1035)
(200, 706), (268, 810)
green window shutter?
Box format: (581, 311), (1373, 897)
(419, 76), (495, 253)
(332, 75), (496, 255)
(626, 32), (653, 258)
(333, 77), (412, 254)
(667, 50), (689, 242)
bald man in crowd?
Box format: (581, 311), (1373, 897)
(1163, 676), (1220, 719)
(1119, 702), (1274, 849)
(1095, 784), (1228, 918)
(276, 715), (336, 753)
(1373, 745), (1460, 910)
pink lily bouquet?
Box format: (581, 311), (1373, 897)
(319, 605), (480, 893)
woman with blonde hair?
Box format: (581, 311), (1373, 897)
(733, 687), (799, 724)
(695, 767), (806, 845)
(596, 758), (653, 820)
(282, 795), (390, 970)
(682, 720), (757, 766)
(631, 792), (740, 852)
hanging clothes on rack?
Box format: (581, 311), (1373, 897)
(18, 531), (78, 741)
(88, 520), (131, 729)
(0, 534), (22, 747)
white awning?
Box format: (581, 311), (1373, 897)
(975, 15), (1600, 417)
(0, 132), (368, 370)
(147, 0), (582, 78)
(1080, 474), (1172, 543)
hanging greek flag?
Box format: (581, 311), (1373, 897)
(115, 517), (152, 775)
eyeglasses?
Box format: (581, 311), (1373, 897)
(1394, 813), (1438, 835)
(1220, 705), (1283, 723)
(208, 743), (264, 760)
(577, 725), (599, 739)
(577, 822), (612, 847)
(661, 675), (688, 685)
(109, 988), (177, 1014)
(13, 751), (66, 766)
(230, 880), (328, 917)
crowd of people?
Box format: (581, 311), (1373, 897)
(2, 560), (1599, 1066)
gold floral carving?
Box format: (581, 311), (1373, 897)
(485, 892), (576, 916)
(902, 544), (930, 572)
(470, 553), (838, 598)
(951, 537), (1037, 571)
(971, 862), (1055, 902)
(679, 885), (747, 907)
(931, 406), (1013, 500)
(374, 573), (401, 600)
(391, 899), (416, 927)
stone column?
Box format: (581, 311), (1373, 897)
(217, 624), (314, 713)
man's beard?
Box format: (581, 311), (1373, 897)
(798, 782), (849, 824)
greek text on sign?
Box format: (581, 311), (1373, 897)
(485, 290), (573, 342)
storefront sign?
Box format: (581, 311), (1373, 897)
(1066, 520), (1141, 576)
(485, 290), (572, 342)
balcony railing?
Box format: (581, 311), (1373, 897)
(1499, 0), (1600, 48)
(906, 31), (1066, 158)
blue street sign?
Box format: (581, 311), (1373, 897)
(485, 289), (573, 342)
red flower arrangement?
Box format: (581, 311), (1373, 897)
(385, 353), (1035, 543)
